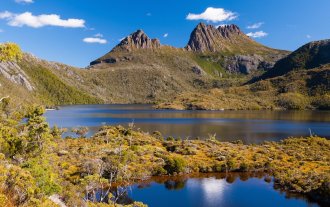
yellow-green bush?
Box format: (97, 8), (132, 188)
(0, 42), (23, 62)
(313, 94), (330, 110)
(277, 93), (309, 109)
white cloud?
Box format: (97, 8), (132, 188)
(15, 0), (34, 4)
(0, 11), (85, 28)
(0, 29), (3, 33)
(83, 37), (107, 44)
(163, 33), (168, 38)
(186, 7), (237, 23)
(246, 31), (268, 38)
(247, 22), (264, 29)
(306, 34), (312, 39)
(0, 11), (12, 19)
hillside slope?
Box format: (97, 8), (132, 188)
(158, 65), (330, 110)
(0, 23), (313, 107)
(259, 39), (330, 80)
(86, 24), (288, 103)
(0, 54), (101, 106)
(160, 38), (330, 110)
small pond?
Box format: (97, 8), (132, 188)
(125, 173), (322, 207)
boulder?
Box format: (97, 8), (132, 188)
(192, 66), (207, 76)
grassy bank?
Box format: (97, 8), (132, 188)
(0, 105), (329, 206)
(157, 67), (330, 110)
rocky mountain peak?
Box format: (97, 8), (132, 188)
(218, 24), (243, 38)
(112, 30), (161, 52)
(186, 23), (249, 52)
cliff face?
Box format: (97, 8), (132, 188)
(185, 23), (267, 53)
(185, 23), (247, 52)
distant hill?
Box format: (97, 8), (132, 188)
(259, 39), (330, 79)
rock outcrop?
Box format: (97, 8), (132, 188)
(112, 30), (161, 52)
(91, 30), (161, 65)
(224, 55), (277, 74)
(192, 66), (207, 76)
(0, 61), (34, 91)
(186, 23), (255, 52)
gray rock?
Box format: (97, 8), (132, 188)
(90, 57), (118, 65)
(224, 55), (276, 74)
(192, 66), (207, 76)
(113, 29), (161, 52)
(0, 61), (34, 91)
(186, 23), (244, 52)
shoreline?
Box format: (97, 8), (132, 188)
(56, 125), (330, 206)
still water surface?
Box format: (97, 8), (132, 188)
(127, 174), (321, 207)
(45, 104), (330, 143)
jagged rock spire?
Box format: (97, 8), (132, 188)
(112, 30), (161, 52)
(186, 23), (250, 52)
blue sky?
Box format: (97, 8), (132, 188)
(0, 0), (329, 67)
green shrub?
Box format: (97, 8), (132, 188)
(166, 136), (175, 141)
(152, 131), (163, 140)
(153, 166), (167, 175)
(277, 93), (309, 109)
(164, 156), (186, 174)
(239, 162), (249, 172)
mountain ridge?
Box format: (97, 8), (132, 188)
(259, 39), (330, 80)
(1, 23), (329, 110)
(92, 23), (288, 65)
(90, 23), (288, 77)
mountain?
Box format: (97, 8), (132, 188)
(186, 23), (270, 54)
(184, 23), (289, 74)
(91, 30), (161, 65)
(88, 30), (207, 103)
(161, 38), (330, 111)
(0, 23), (299, 107)
(260, 39), (330, 79)
(112, 29), (161, 52)
(91, 24), (288, 75)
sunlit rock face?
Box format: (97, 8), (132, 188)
(0, 60), (34, 91)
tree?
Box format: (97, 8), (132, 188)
(24, 106), (52, 155)
(0, 43), (23, 62)
(0, 97), (11, 118)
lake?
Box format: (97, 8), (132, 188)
(45, 104), (330, 143)
(124, 173), (322, 207)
